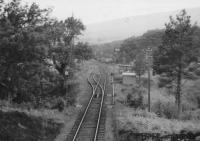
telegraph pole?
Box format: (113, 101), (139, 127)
(145, 47), (152, 112)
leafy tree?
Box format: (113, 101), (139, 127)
(135, 29), (164, 49)
(0, 0), (53, 103)
(153, 10), (198, 116)
(63, 17), (85, 45)
(118, 40), (138, 63)
(47, 17), (85, 91)
(74, 42), (93, 61)
(117, 29), (164, 64)
(134, 52), (146, 84)
(0, 0), (87, 107)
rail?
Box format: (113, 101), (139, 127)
(71, 73), (101, 141)
(94, 72), (106, 141)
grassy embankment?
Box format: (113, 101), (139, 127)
(0, 60), (98, 141)
(0, 111), (61, 141)
(109, 64), (200, 137)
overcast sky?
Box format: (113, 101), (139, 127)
(22, 0), (200, 24)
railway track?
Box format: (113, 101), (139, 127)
(66, 71), (107, 141)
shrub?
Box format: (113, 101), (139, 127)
(126, 92), (144, 109)
(141, 78), (154, 88)
(121, 88), (126, 93)
(194, 68), (200, 76)
(51, 97), (66, 112)
(158, 77), (171, 88)
(132, 110), (157, 118)
(0, 111), (62, 141)
(152, 100), (178, 119)
(66, 82), (79, 106)
(183, 72), (198, 80)
(187, 62), (199, 72)
(180, 109), (200, 120)
(181, 100), (197, 111)
(185, 83), (200, 109)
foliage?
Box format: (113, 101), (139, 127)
(51, 97), (66, 112)
(184, 80), (200, 109)
(0, 0), (51, 102)
(180, 109), (200, 120)
(47, 17), (85, 77)
(74, 42), (93, 61)
(152, 100), (199, 120)
(0, 111), (62, 141)
(152, 100), (178, 119)
(157, 75), (173, 88)
(153, 10), (199, 116)
(117, 108), (200, 136)
(126, 87), (144, 108)
(0, 0), (89, 107)
(134, 52), (146, 81)
(194, 68), (200, 76)
(118, 40), (139, 63)
(117, 29), (164, 63)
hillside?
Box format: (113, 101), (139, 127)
(92, 29), (164, 60)
(82, 7), (200, 44)
(92, 40), (123, 58)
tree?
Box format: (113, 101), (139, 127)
(49, 17), (85, 74)
(0, 0), (87, 107)
(74, 42), (93, 61)
(153, 10), (198, 117)
(63, 17), (85, 69)
(117, 29), (164, 64)
(134, 52), (146, 85)
(0, 0), (52, 103)
(63, 17), (85, 45)
(47, 17), (85, 93)
(118, 40), (138, 63)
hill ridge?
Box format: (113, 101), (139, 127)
(82, 7), (200, 44)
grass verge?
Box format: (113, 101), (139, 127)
(0, 110), (62, 141)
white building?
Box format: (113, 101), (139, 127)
(122, 72), (136, 85)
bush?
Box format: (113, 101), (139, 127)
(180, 110), (200, 120)
(187, 62), (199, 72)
(0, 111), (62, 141)
(194, 68), (200, 76)
(65, 82), (79, 106)
(183, 72), (198, 80)
(185, 83), (200, 109)
(126, 92), (144, 109)
(141, 78), (154, 88)
(181, 100), (197, 111)
(158, 77), (171, 88)
(131, 110), (157, 118)
(51, 97), (66, 112)
(152, 100), (178, 119)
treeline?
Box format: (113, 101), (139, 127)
(0, 0), (93, 107)
(116, 29), (164, 63)
(117, 10), (200, 117)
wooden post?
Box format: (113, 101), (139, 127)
(111, 73), (115, 105)
(112, 76), (115, 105)
(145, 47), (152, 112)
(148, 65), (151, 112)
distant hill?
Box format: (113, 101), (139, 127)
(92, 29), (164, 60)
(82, 7), (200, 44)
(92, 40), (123, 58)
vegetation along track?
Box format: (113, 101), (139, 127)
(66, 71), (107, 141)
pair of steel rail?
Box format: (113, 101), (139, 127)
(70, 72), (106, 141)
